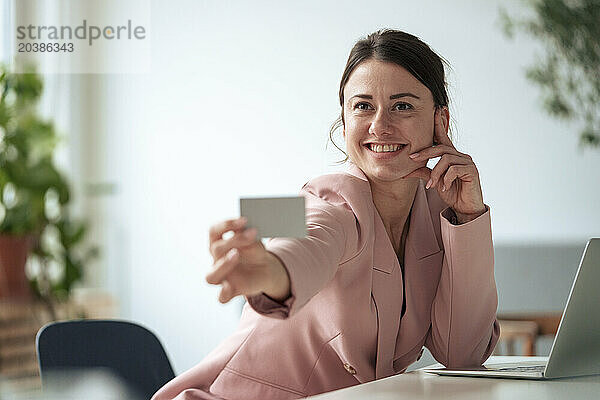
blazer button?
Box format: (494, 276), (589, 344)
(343, 363), (357, 375)
(417, 348), (424, 361)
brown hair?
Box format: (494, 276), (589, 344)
(329, 29), (451, 163)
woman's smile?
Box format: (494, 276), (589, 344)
(363, 142), (410, 159)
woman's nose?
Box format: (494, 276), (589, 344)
(368, 110), (392, 137)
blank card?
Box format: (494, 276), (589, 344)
(240, 196), (306, 239)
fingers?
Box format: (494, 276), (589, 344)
(441, 164), (478, 191)
(207, 217), (265, 304)
(210, 227), (257, 260)
(208, 217), (247, 244)
(427, 154), (471, 190)
(408, 143), (465, 162)
(219, 280), (236, 303)
(206, 248), (239, 285)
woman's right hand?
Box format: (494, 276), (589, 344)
(206, 217), (291, 304)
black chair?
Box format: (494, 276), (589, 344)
(36, 319), (175, 399)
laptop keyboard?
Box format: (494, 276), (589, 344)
(496, 365), (545, 372)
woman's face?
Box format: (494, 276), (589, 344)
(343, 59), (440, 183)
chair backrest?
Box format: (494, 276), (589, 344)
(36, 319), (175, 399)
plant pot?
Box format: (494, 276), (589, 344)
(0, 235), (33, 299)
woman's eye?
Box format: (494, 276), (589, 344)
(394, 102), (413, 111)
(354, 102), (372, 110)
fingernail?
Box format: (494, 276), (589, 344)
(228, 248), (238, 259)
(244, 228), (257, 239)
(441, 184), (446, 192)
(426, 179), (432, 189)
(205, 272), (215, 284)
(220, 282), (230, 303)
(409, 153), (419, 159)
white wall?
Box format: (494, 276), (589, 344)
(62, 0), (600, 373)
(0, 1), (5, 61)
(0, 0), (12, 63)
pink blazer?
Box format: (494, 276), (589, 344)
(152, 163), (500, 400)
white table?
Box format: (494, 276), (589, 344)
(307, 357), (600, 400)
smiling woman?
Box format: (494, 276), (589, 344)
(152, 29), (499, 400)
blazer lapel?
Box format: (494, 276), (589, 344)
(406, 181), (441, 259)
(344, 163), (444, 377)
(346, 162), (403, 378)
(371, 206), (403, 379)
(345, 162), (440, 259)
(393, 181), (445, 366)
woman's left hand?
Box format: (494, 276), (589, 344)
(402, 108), (486, 223)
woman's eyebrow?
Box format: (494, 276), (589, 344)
(390, 92), (420, 100)
(348, 92), (421, 101)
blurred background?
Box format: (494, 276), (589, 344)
(0, 0), (599, 393)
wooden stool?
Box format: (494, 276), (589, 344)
(497, 320), (538, 355)
(0, 291), (118, 392)
(496, 313), (562, 356)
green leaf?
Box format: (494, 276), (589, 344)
(580, 128), (600, 148)
(63, 254), (83, 292)
(0, 100), (11, 127)
(543, 94), (572, 118)
(11, 71), (43, 109)
(526, 65), (554, 87)
(59, 220), (87, 248)
(498, 7), (515, 39)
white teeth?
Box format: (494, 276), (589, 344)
(369, 144), (402, 153)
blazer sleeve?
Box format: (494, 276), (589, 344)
(246, 181), (360, 319)
(425, 205), (501, 368)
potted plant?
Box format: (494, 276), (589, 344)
(0, 65), (97, 319)
(499, 0), (600, 149)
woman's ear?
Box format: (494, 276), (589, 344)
(438, 106), (450, 135)
(432, 106), (450, 144)
(432, 108), (437, 145)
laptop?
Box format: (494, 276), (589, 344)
(423, 238), (600, 379)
